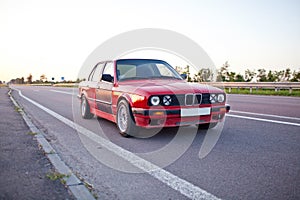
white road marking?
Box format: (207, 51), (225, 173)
(230, 110), (300, 121)
(50, 89), (74, 95)
(14, 88), (221, 200)
(227, 114), (300, 127)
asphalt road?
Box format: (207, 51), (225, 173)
(0, 87), (74, 200)
(11, 86), (300, 200)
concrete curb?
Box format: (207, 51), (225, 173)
(8, 89), (96, 200)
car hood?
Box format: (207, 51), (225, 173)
(116, 80), (224, 96)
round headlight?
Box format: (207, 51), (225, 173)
(150, 96), (160, 106)
(217, 94), (225, 103)
(210, 94), (217, 103)
(163, 95), (172, 106)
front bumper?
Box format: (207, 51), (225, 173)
(132, 104), (230, 128)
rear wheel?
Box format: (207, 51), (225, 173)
(117, 100), (139, 137)
(197, 122), (218, 130)
(81, 95), (94, 119)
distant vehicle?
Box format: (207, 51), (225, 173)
(78, 59), (230, 137)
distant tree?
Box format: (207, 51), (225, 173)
(283, 68), (291, 81)
(244, 69), (256, 82)
(182, 65), (192, 82)
(0, 80), (2, 84)
(193, 68), (214, 82)
(27, 74), (33, 84)
(291, 70), (300, 82)
(274, 70), (284, 82)
(257, 69), (267, 82)
(267, 70), (276, 82)
(15, 78), (22, 84)
(219, 61), (230, 81)
(227, 72), (236, 82)
(40, 74), (47, 82)
(235, 74), (245, 82)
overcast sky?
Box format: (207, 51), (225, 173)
(0, 0), (299, 82)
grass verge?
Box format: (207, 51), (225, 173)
(225, 88), (300, 97)
(46, 171), (70, 185)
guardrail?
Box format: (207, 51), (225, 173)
(204, 82), (300, 94)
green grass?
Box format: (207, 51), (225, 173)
(225, 88), (300, 97)
(14, 106), (22, 112)
(46, 171), (70, 185)
(27, 131), (37, 136)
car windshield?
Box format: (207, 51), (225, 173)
(116, 59), (183, 81)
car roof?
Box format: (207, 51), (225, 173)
(115, 58), (166, 62)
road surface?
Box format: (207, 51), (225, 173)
(10, 86), (300, 200)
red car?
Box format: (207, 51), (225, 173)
(79, 59), (230, 137)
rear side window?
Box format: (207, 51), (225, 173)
(102, 62), (114, 77)
(89, 63), (105, 82)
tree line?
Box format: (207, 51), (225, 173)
(8, 74), (82, 84)
(176, 61), (300, 82)
(5, 62), (300, 84)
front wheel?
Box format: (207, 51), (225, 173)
(81, 95), (94, 119)
(116, 100), (139, 137)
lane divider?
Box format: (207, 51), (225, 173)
(13, 88), (221, 200)
(230, 110), (300, 121)
(227, 114), (300, 127)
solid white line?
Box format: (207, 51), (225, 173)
(14, 88), (220, 200)
(50, 89), (74, 95)
(230, 110), (300, 121)
(227, 114), (300, 127)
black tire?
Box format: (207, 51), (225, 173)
(197, 122), (218, 130)
(116, 100), (139, 137)
(81, 95), (94, 119)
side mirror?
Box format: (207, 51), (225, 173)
(102, 74), (114, 83)
(180, 74), (187, 80)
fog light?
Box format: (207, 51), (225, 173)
(152, 111), (165, 116)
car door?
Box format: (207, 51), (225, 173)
(85, 62), (105, 109)
(96, 61), (114, 114)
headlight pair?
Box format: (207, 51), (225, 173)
(210, 94), (225, 103)
(150, 95), (172, 106)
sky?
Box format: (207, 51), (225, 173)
(0, 0), (299, 82)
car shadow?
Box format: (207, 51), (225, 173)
(96, 116), (209, 153)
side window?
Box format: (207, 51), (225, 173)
(90, 63), (104, 82)
(102, 62), (114, 82)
